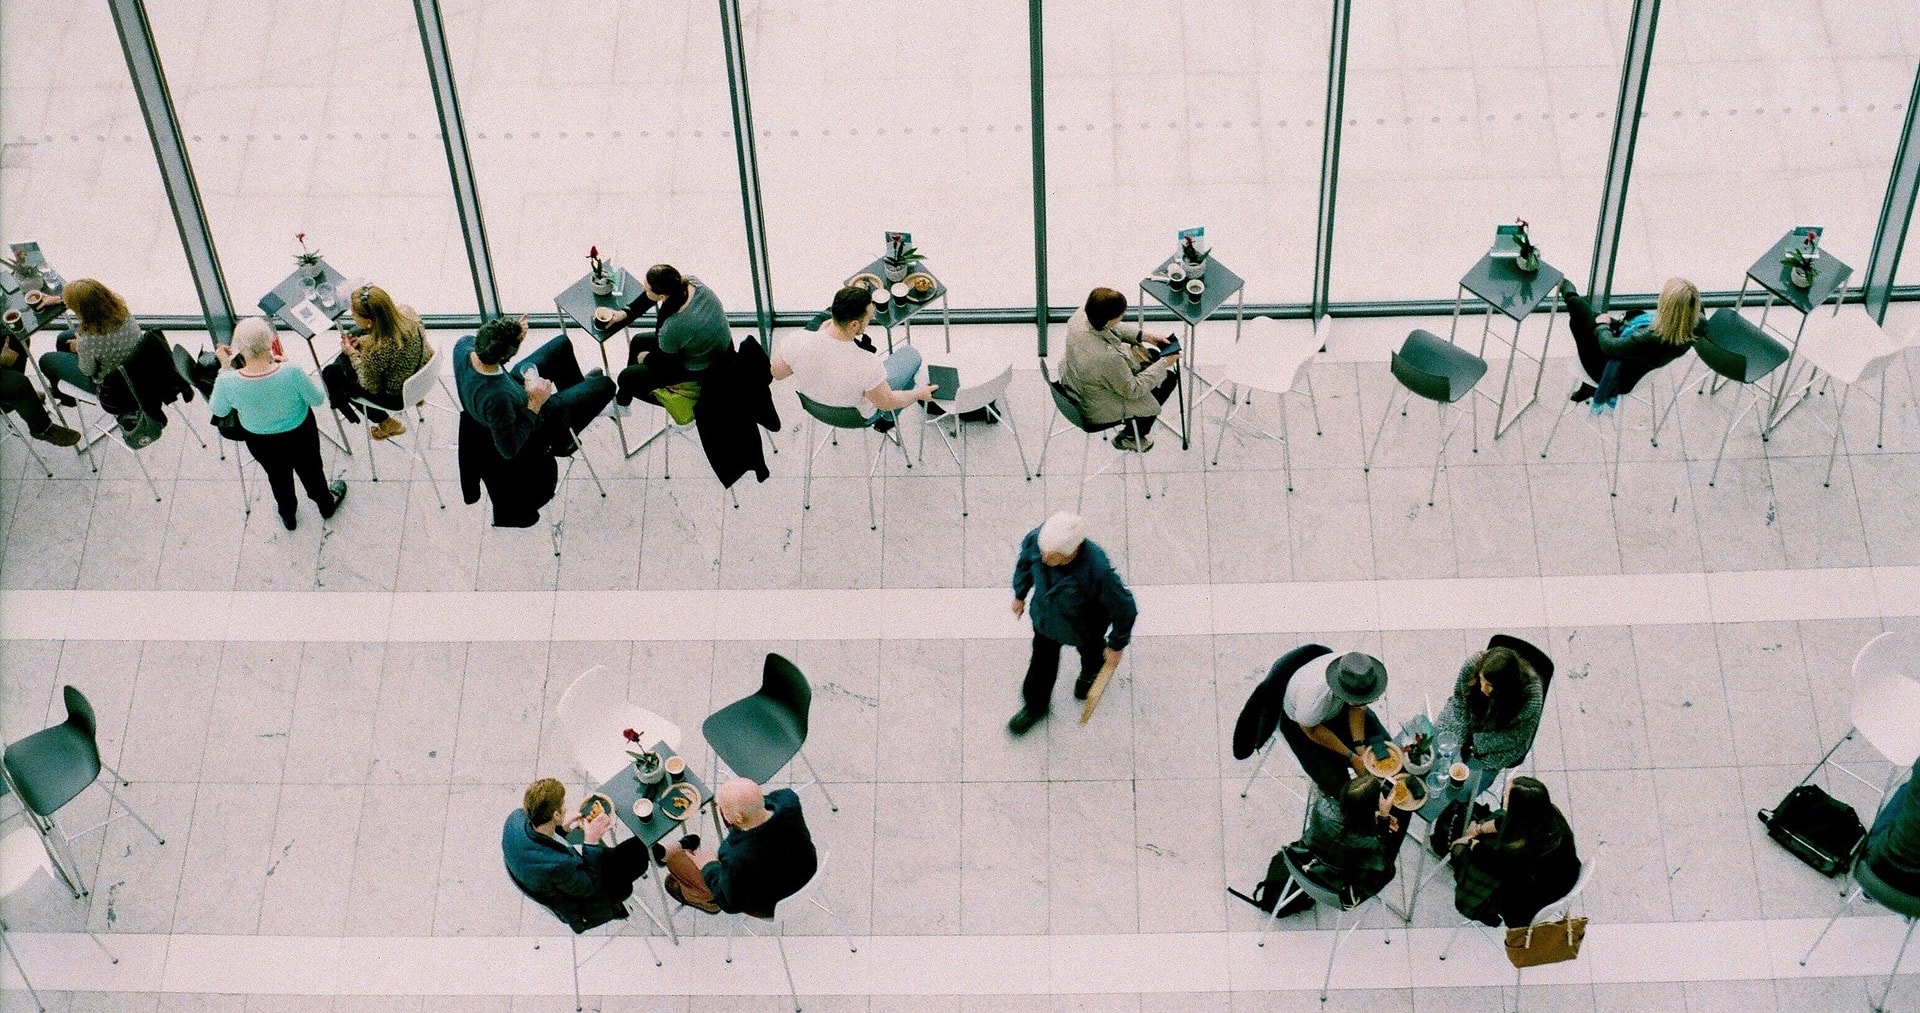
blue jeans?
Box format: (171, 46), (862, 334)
(868, 345), (923, 425)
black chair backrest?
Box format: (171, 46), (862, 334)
(1693, 329), (1750, 385)
(797, 391), (869, 430)
(1039, 357), (1103, 433)
(1389, 330), (1458, 403)
(761, 653), (812, 740)
(1272, 644), (1335, 776)
(1487, 634), (1555, 696)
(63, 685), (97, 742)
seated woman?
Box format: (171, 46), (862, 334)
(321, 283), (433, 440)
(607, 264), (733, 409)
(1450, 776), (1581, 927)
(1284, 651), (1390, 794)
(770, 285), (935, 430)
(36, 278), (145, 402)
(1287, 773), (1410, 909)
(1059, 287), (1181, 452)
(210, 318), (346, 531)
(1434, 645), (1545, 776)
(1557, 276), (1702, 406)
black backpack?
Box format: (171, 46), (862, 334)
(1229, 843), (1316, 916)
(1759, 784), (1865, 877)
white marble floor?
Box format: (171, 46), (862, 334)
(0, 300), (1919, 1009)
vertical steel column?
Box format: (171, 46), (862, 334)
(719, 0), (775, 344)
(1029, 0), (1050, 356)
(1863, 61), (1920, 324)
(414, 0), (499, 318)
(1587, 0), (1662, 313)
(1309, 0), (1352, 323)
(108, 0), (236, 342)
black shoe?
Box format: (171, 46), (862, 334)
(550, 436), (581, 457)
(319, 480), (347, 519)
(280, 511), (298, 532)
(1557, 277), (1577, 299)
(651, 843), (669, 866)
(1569, 383), (1595, 404)
(678, 834), (701, 853)
(1073, 675), (1096, 701)
(924, 402), (947, 418)
(1007, 707), (1047, 736)
(873, 416), (896, 435)
(586, 367), (606, 379)
(30, 424), (81, 448)
(53, 391), (78, 408)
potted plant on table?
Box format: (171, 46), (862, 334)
(1402, 730), (1435, 775)
(1513, 218), (1541, 273)
(1782, 230), (1821, 288)
(588, 246), (614, 296)
(624, 727), (666, 786)
(1180, 234), (1211, 279)
(883, 235), (924, 283)
(294, 233), (324, 281)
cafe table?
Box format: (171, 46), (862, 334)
(553, 266), (661, 458)
(259, 258), (356, 453)
(1733, 227), (1854, 433)
(0, 241), (77, 428)
(1445, 245), (1565, 439)
(830, 255), (952, 353)
(1136, 252), (1244, 450)
(565, 739), (717, 943)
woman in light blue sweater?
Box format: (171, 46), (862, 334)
(211, 317), (345, 531)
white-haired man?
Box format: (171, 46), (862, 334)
(1007, 511), (1138, 735)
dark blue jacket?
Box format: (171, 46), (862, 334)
(703, 788), (817, 917)
(1011, 528), (1137, 650)
(501, 809), (629, 932)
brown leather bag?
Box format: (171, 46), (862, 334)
(1504, 916), (1586, 968)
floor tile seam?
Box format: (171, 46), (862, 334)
(1622, 629), (1680, 924)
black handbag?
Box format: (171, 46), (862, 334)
(1759, 784), (1865, 877)
(112, 365), (164, 449)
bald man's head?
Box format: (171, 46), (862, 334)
(717, 777), (768, 829)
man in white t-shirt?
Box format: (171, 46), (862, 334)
(770, 286), (935, 427)
(1284, 652), (1389, 787)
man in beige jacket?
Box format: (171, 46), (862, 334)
(1058, 287), (1181, 452)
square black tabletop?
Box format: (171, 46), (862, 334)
(1, 243), (68, 340)
(1140, 254), (1246, 326)
(260, 259), (350, 339)
(1458, 253), (1565, 323)
(556, 267), (646, 343)
(566, 740), (712, 850)
(838, 255), (948, 330)
(1745, 229), (1854, 315)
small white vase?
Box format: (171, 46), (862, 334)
(1789, 266), (1810, 288)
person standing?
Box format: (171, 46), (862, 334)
(210, 317), (346, 531)
(1007, 512), (1138, 735)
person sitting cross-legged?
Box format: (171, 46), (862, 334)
(660, 777), (817, 917)
(770, 284), (936, 431)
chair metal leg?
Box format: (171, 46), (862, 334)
(0, 920), (46, 1013)
(98, 773), (166, 845)
(1650, 359), (1700, 446)
(1128, 420), (1150, 501)
(1255, 878), (1304, 948)
(127, 440), (163, 501)
(169, 404), (210, 451)
(2, 414), (56, 478)
(1211, 382), (1244, 466)
(805, 893), (859, 953)
(1876, 916), (1918, 1012)
(1239, 741), (1275, 798)
(1538, 396), (1575, 459)
(1320, 904), (1367, 1002)
(1801, 883), (1861, 964)
(775, 922), (800, 1013)
(569, 933), (583, 1012)
(1036, 416), (1059, 477)
(1707, 389), (1765, 488)
(991, 397), (1032, 480)
(1077, 429), (1092, 512)
(797, 748), (839, 812)
(1823, 385), (1852, 488)
(1277, 387), (1295, 493)
(1303, 364), (1324, 436)
(1362, 386), (1401, 471)
(1609, 399), (1626, 498)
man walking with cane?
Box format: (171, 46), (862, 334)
(1007, 512), (1138, 735)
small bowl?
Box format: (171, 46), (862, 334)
(664, 755), (686, 776)
(632, 798), (654, 819)
(890, 282), (910, 299)
(872, 288), (892, 306)
(592, 306), (616, 326)
(846, 273), (883, 291)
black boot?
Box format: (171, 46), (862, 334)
(1007, 706), (1048, 735)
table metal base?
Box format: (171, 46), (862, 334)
(1447, 286), (1555, 439)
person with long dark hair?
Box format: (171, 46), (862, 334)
(1450, 776), (1581, 927)
(1435, 645), (1545, 772)
(605, 263), (733, 410)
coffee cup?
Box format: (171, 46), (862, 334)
(592, 306), (616, 327)
(664, 755), (686, 776)
(890, 282), (910, 299)
(632, 798), (654, 819)
(1449, 761), (1470, 786)
(1185, 279), (1205, 303)
(1166, 263), (1187, 283)
(872, 288), (892, 307)
(1, 309), (20, 332)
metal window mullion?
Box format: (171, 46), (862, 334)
(1029, 0), (1050, 357)
(1587, 0), (1662, 313)
(720, 0), (774, 344)
(108, 0), (235, 343)
(414, 0), (499, 319)
(1310, 0), (1352, 322)
(1863, 60), (1920, 324)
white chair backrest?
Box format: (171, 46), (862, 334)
(775, 847), (829, 917)
(558, 664), (625, 731)
(1529, 856), (1595, 928)
(1221, 315), (1320, 393)
(0, 826), (54, 897)
(398, 348), (441, 407)
(948, 365), (1013, 417)
(1851, 631), (1920, 767)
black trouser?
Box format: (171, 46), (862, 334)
(1563, 292), (1612, 388)
(320, 354), (399, 423)
(0, 366), (52, 434)
(510, 334), (616, 450)
(615, 330), (699, 408)
(1022, 632), (1104, 713)
(1128, 368), (1182, 437)
(244, 412), (335, 521)
(597, 836), (653, 900)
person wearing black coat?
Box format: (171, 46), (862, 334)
(1449, 775), (1581, 927)
(501, 778), (651, 932)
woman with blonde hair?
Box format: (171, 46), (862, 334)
(321, 282), (433, 440)
(37, 278), (145, 402)
(1555, 275), (1702, 406)
(211, 317), (346, 531)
